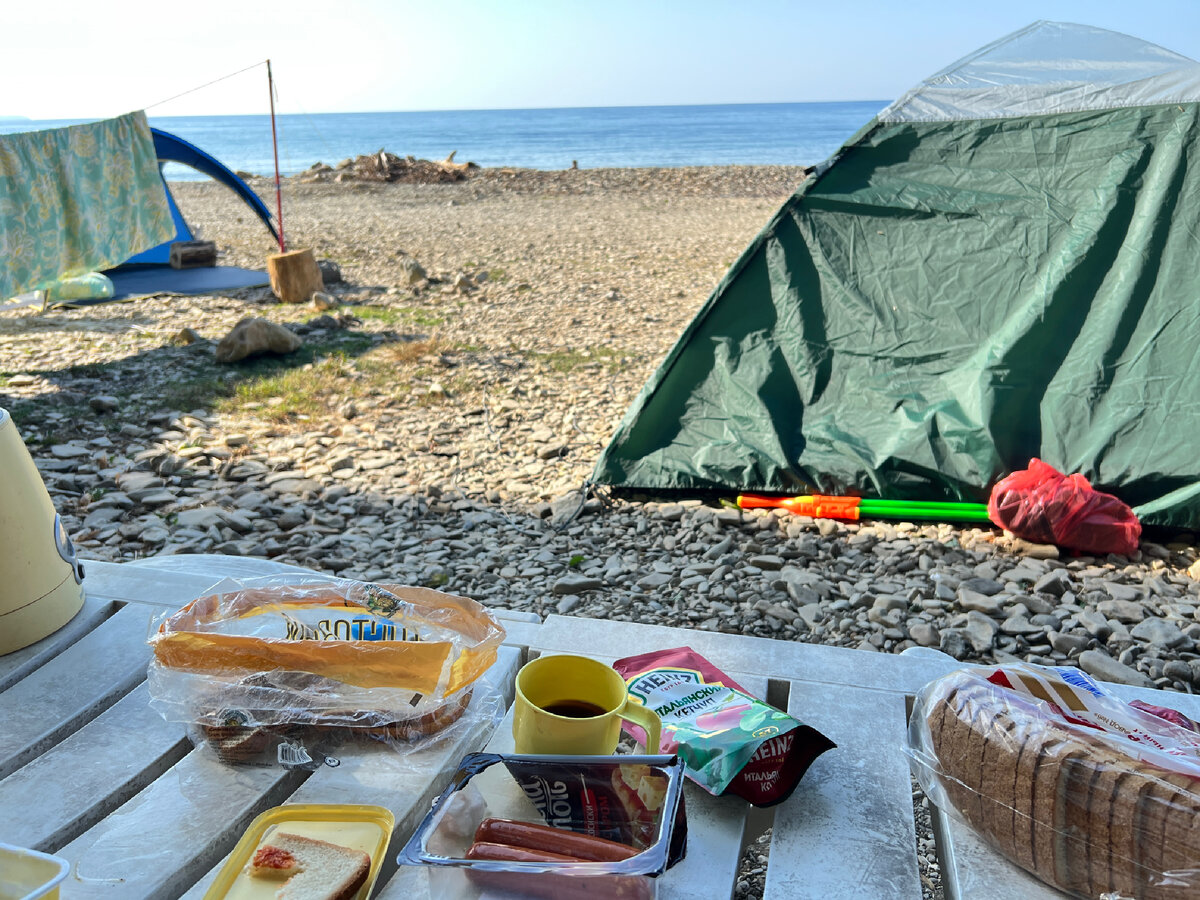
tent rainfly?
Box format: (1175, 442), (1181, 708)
(123, 128), (278, 266)
(591, 20), (1200, 530)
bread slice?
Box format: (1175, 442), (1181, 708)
(925, 696), (972, 819)
(945, 684), (993, 832)
(1008, 712), (1042, 875)
(1054, 742), (1097, 894)
(1080, 741), (1126, 898)
(1144, 768), (1200, 900)
(204, 724), (272, 763)
(975, 702), (1022, 862)
(249, 832), (370, 900)
(1030, 732), (1083, 887)
(935, 686), (990, 825)
(1108, 759), (1162, 900)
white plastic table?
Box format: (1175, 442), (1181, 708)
(4, 555), (1194, 898)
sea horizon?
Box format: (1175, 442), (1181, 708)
(0, 100), (889, 179)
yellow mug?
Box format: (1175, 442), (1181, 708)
(512, 654), (661, 755)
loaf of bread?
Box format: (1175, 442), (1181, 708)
(246, 832), (370, 900)
(328, 684), (474, 743)
(197, 683), (475, 764)
(202, 723), (273, 763)
(920, 668), (1200, 900)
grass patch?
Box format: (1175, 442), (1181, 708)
(6, 325), (480, 431)
(355, 305), (447, 328)
(528, 346), (626, 374)
(163, 333), (375, 415)
(221, 352), (359, 419)
(162, 375), (236, 412)
(212, 337), (475, 422)
(6, 402), (91, 444)
(362, 338), (448, 367)
(60, 361), (109, 379)
(410, 373), (479, 407)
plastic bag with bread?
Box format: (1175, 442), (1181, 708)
(908, 662), (1200, 899)
(145, 577), (505, 763)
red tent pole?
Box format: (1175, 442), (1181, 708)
(267, 59), (286, 252)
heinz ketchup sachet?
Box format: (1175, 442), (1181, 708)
(614, 647), (835, 806)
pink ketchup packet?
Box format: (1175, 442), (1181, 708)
(613, 647), (835, 806)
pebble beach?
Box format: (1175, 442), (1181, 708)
(5, 165), (1200, 899)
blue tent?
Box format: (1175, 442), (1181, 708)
(121, 128), (278, 266)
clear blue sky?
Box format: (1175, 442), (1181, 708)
(4, 0), (1199, 119)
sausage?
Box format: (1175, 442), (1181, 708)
(466, 841), (580, 863)
(474, 817), (639, 862)
(465, 866), (653, 900)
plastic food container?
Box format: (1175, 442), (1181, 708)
(0, 842), (69, 900)
(203, 804), (395, 899)
(398, 752), (687, 899)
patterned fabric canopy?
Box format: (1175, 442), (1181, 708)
(0, 111), (173, 299)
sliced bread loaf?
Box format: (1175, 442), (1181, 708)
(924, 669), (1200, 899)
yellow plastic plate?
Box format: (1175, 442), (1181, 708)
(203, 804), (395, 900)
(0, 841), (69, 900)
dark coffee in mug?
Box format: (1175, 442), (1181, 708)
(541, 699), (609, 718)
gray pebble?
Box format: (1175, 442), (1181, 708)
(1078, 649), (1155, 688)
(553, 574), (603, 595)
(1049, 632), (1090, 655)
(1130, 617), (1190, 649)
(939, 630), (971, 660)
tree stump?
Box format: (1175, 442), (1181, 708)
(267, 248), (324, 304)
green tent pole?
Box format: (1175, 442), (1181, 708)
(737, 493), (993, 522)
(857, 499), (992, 522)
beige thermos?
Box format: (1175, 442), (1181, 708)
(0, 408), (85, 655)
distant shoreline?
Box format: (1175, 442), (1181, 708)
(171, 159), (816, 185)
(6, 102), (877, 180)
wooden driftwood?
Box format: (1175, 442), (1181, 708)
(346, 150), (477, 183)
(169, 240), (217, 269)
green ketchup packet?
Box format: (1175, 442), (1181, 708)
(614, 647), (835, 806)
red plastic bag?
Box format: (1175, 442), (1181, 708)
(987, 458), (1141, 556)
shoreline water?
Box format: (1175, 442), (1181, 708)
(0, 101), (885, 178)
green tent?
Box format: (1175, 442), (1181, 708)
(592, 21), (1200, 529)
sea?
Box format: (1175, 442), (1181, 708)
(0, 101), (887, 181)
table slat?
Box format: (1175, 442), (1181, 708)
(533, 616), (945, 695)
(58, 748), (306, 898)
(0, 682), (190, 853)
(764, 680), (922, 899)
(0, 604), (154, 780)
(0, 594), (116, 692)
(80, 561), (239, 610)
